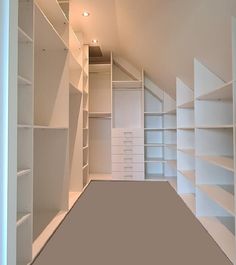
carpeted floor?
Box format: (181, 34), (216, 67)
(32, 181), (232, 265)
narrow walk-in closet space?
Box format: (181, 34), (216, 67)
(1, 0), (236, 265)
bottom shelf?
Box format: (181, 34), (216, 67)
(180, 193), (195, 214)
(198, 216), (235, 263)
(168, 178), (177, 191)
(33, 211), (67, 258)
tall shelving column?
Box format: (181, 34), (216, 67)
(194, 59), (235, 263)
(33, 0), (69, 258)
(68, 19), (84, 208)
(83, 44), (89, 185)
(176, 78), (195, 213)
(163, 92), (177, 190)
(17, 0), (34, 264)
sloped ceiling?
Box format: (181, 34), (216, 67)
(71, 0), (236, 98)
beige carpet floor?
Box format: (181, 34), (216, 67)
(32, 181), (232, 265)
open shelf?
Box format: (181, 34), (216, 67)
(198, 185), (234, 215)
(17, 169), (31, 178)
(178, 170), (195, 184)
(178, 127), (195, 130)
(198, 217), (235, 262)
(34, 125), (68, 130)
(178, 148), (195, 156)
(35, 3), (68, 51)
(18, 27), (33, 43)
(112, 80), (142, 89)
(196, 125), (233, 129)
(166, 160), (177, 168)
(198, 155), (234, 172)
(89, 64), (111, 73)
(89, 112), (112, 119)
(144, 112), (163, 116)
(177, 100), (194, 109)
(17, 213), (31, 227)
(180, 194), (195, 214)
(196, 82), (233, 101)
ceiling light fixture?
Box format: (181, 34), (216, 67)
(82, 11), (90, 17)
(91, 39), (98, 45)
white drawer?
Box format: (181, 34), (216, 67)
(112, 137), (143, 146)
(112, 163), (144, 172)
(112, 145), (144, 155)
(112, 129), (144, 138)
(112, 172), (144, 180)
(112, 154), (144, 163)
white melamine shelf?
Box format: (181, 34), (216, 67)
(144, 144), (164, 147)
(144, 112), (163, 116)
(180, 194), (195, 214)
(177, 127), (195, 130)
(112, 80), (142, 89)
(163, 109), (176, 114)
(33, 125), (68, 130)
(69, 82), (82, 95)
(145, 174), (165, 180)
(18, 125), (32, 129)
(179, 170), (195, 184)
(177, 100), (194, 109)
(197, 81), (233, 101)
(18, 27), (33, 43)
(88, 174), (112, 182)
(166, 160), (177, 168)
(198, 217), (235, 263)
(18, 75), (32, 86)
(17, 169), (31, 178)
(168, 178), (177, 190)
(89, 112), (112, 119)
(69, 52), (82, 71)
(17, 213), (31, 227)
(145, 158), (166, 163)
(164, 128), (177, 131)
(83, 163), (89, 170)
(35, 4), (68, 51)
(196, 125), (233, 129)
(33, 211), (67, 258)
(178, 149), (195, 156)
(165, 144), (177, 149)
(144, 128), (163, 131)
(198, 155), (234, 172)
(198, 185), (234, 215)
(69, 192), (80, 209)
(89, 64), (111, 73)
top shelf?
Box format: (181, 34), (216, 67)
(112, 81), (142, 89)
(35, 4), (68, 51)
(196, 81), (233, 101)
(89, 64), (111, 73)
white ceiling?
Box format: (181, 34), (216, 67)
(71, 0), (236, 98)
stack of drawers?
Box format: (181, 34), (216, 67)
(112, 129), (144, 180)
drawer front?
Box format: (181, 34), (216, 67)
(112, 137), (144, 146)
(112, 154), (144, 163)
(112, 129), (144, 138)
(112, 145), (144, 155)
(112, 172), (144, 180)
(112, 163), (144, 172)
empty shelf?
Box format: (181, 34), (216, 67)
(18, 75), (32, 86)
(34, 125), (68, 130)
(180, 193), (195, 214)
(17, 213), (31, 227)
(198, 185), (234, 215)
(144, 112), (163, 116)
(178, 100), (194, 109)
(144, 144), (164, 147)
(166, 160), (177, 168)
(197, 81), (233, 101)
(198, 156), (234, 172)
(196, 125), (233, 129)
(17, 169), (31, 178)
(178, 127), (195, 130)
(112, 80), (142, 89)
(18, 124), (32, 129)
(178, 149), (195, 156)
(18, 27), (33, 43)
(198, 217), (235, 263)
(89, 112), (112, 118)
(178, 170), (195, 184)
(144, 128), (164, 131)
(89, 64), (111, 73)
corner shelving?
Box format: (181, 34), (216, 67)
(194, 59), (235, 263)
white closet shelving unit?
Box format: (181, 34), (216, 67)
(112, 58), (144, 180)
(176, 78), (195, 213)
(144, 78), (177, 189)
(83, 45), (89, 185)
(89, 59), (112, 181)
(194, 59), (235, 263)
(17, 0), (34, 264)
(16, 1), (88, 264)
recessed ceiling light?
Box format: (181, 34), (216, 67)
(82, 11), (90, 17)
(91, 39), (98, 44)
